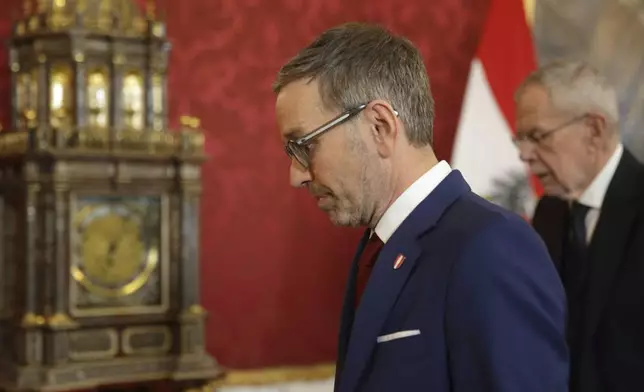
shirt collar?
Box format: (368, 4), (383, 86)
(578, 143), (623, 209)
(374, 160), (452, 243)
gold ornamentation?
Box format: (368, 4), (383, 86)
(71, 202), (158, 298)
(0, 131), (29, 156)
(29, 16), (40, 31)
(180, 116), (200, 129)
(16, 22), (26, 35)
(152, 22), (164, 38)
(47, 312), (78, 329)
(22, 108), (38, 129)
(49, 1), (71, 30)
(21, 312), (45, 327)
(188, 304), (206, 315)
(73, 51), (85, 63)
(178, 116), (205, 153)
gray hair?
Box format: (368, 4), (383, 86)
(273, 22), (435, 147)
(515, 60), (620, 128)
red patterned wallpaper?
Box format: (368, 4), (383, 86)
(0, 0), (488, 369)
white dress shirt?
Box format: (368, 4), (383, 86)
(374, 161), (453, 244)
(577, 143), (623, 243)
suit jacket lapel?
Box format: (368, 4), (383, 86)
(532, 197), (569, 274)
(338, 171), (470, 392)
(334, 230), (370, 391)
(583, 150), (643, 341)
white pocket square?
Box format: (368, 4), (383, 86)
(376, 329), (421, 343)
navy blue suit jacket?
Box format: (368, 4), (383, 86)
(334, 171), (569, 392)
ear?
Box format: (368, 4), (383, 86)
(586, 113), (607, 139)
(364, 99), (399, 158)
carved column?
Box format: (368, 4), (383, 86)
(73, 48), (87, 128)
(20, 162), (44, 367)
(37, 54), (49, 130)
(175, 162), (211, 370)
(9, 48), (19, 130)
(110, 52), (125, 131)
(144, 43), (154, 129)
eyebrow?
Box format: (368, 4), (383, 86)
(283, 127), (305, 140)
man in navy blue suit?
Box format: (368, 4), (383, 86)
(273, 22), (568, 392)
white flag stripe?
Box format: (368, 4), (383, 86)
(451, 59), (528, 199)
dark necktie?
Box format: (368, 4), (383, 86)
(562, 201), (590, 292)
(562, 201), (590, 354)
(355, 233), (384, 308)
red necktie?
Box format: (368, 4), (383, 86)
(355, 233), (384, 308)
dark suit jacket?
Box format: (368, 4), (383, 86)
(334, 170), (568, 392)
(532, 149), (644, 392)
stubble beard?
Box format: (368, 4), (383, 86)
(328, 160), (387, 229)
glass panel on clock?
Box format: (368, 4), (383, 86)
(49, 64), (72, 129)
(16, 72), (30, 127)
(87, 68), (110, 128)
(16, 70), (38, 129)
(151, 73), (164, 131)
(122, 71), (144, 130)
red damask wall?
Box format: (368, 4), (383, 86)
(0, 0), (489, 369)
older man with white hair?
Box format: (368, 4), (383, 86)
(515, 60), (644, 392)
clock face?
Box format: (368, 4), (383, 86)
(70, 195), (168, 316)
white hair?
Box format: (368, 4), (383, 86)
(515, 60), (620, 129)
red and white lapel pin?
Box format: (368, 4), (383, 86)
(393, 254), (406, 270)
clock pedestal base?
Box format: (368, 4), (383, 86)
(0, 354), (223, 392)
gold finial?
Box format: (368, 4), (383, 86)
(21, 312), (46, 327)
(23, 109), (37, 128)
(25, 109), (36, 120)
(188, 304), (206, 315)
(47, 312), (77, 329)
(180, 115), (200, 129)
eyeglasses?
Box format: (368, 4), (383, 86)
(513, 115), (587, 146)
(284, 104), (368, 169)
(285, 103), (400, 169)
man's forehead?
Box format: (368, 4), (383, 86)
(276, 80), (323, 114)
(275, 80), (327, 138)
(516, 84), (551, 114)
(516, 84), (562, 129)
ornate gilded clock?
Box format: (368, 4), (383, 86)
(0, 1), (222, 391)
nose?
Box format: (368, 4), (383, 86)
(289, 159), (312, 188)
(516, 140), (537, 164)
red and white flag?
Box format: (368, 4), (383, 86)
(450, 0), (542, 217)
